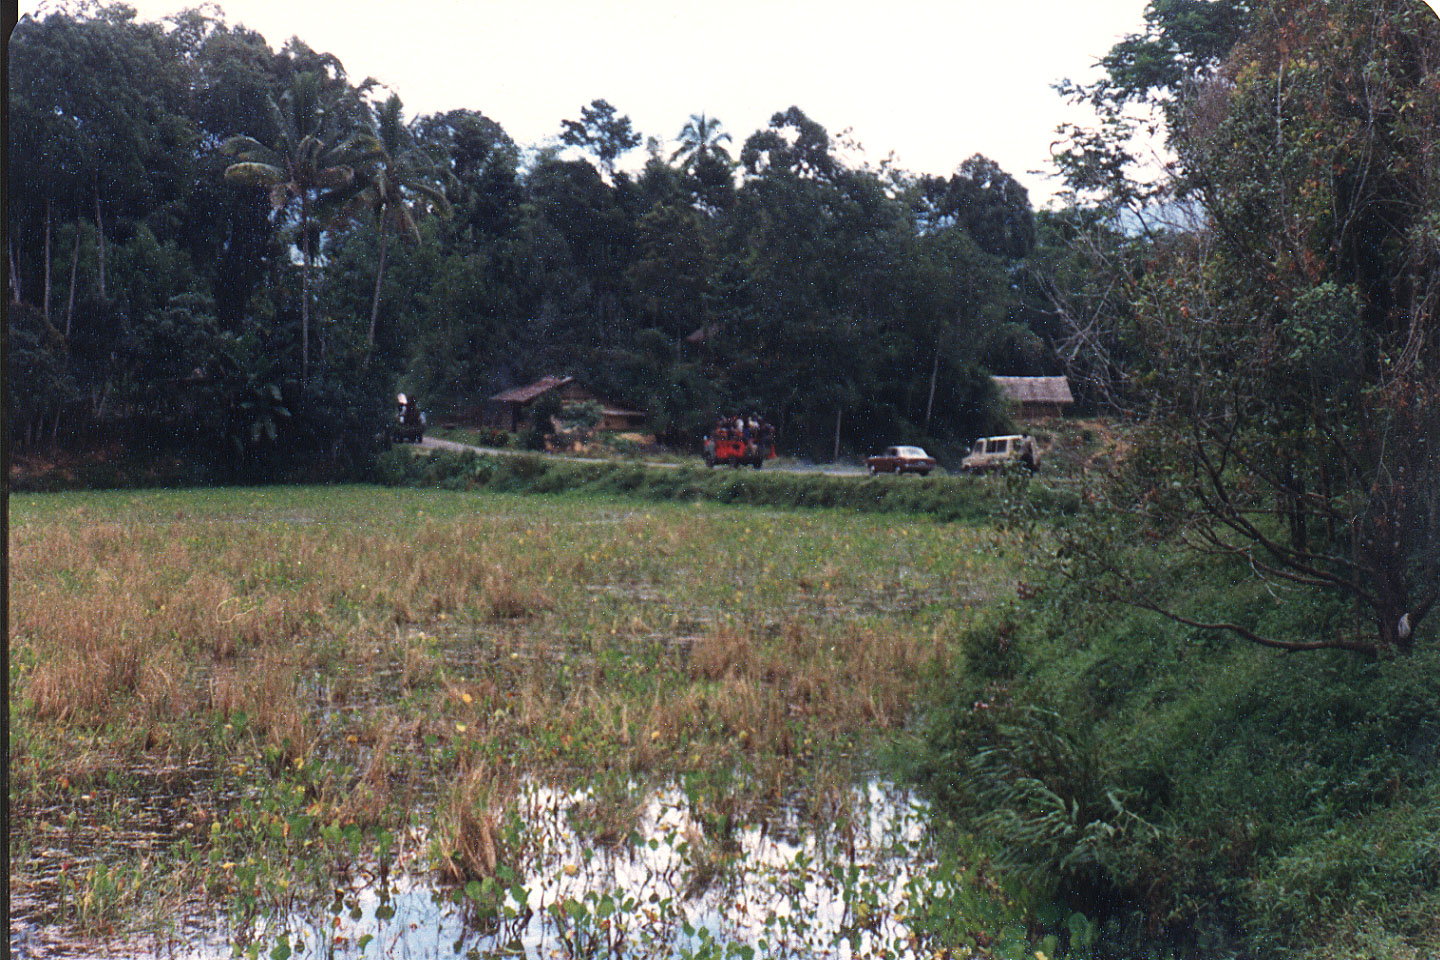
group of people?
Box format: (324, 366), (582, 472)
(393, 393), (427, 442)
(710, 414), (775, 448)
(396, 394), (426, 428)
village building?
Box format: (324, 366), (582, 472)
(992, 376), (1074, 420)
(483, 375), (646, 433)
(683, 322), (722, 346)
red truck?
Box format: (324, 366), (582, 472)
(704, 418), (776, 469)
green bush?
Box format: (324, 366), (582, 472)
(912, 533), (1440, 959)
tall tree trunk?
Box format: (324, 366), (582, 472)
(94, 183), (107, 300)
(924, 346), (940, 431)
(8, 235), (21, 303)
(832, 405), (843, 462)
(65, 223), (81, 338)
(43, 198), (53, 325)
(366, 224), (391, 355)
(301, 194), (311, 387)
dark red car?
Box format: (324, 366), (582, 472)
(866, 445), (936, 476)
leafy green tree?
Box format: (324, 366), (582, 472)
(670, 113), (736, 214)
(176, 16), (284, 329)
(1051, 0), (1251, 218)
(7, 4), (206, 451)
(1061, 0), (1439, 654)
(8, 5), (194, 327)
(625, 201), (713, 341)
(6, 303), (78, 450)
(559, 98), (641, 177)
(739, 106), (838, 182)
(916, 155), (1036, 260)
(523, 154), (637, 352)
(414, 109), (522, 244)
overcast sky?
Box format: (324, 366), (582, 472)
(19, 1), (1438, 204)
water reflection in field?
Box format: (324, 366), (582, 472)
(12, 778), (934, 960)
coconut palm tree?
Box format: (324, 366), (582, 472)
(347, 94), (453, 357)
(670, 113), (731, 169)
(221, 71), (381, 386)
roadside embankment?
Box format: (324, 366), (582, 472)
(372, 446), (1080, 521)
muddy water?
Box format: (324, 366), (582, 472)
(11, 779), (935, 960)
(10, 761), (235, 958)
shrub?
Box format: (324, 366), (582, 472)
(913, 532), (1440, 958)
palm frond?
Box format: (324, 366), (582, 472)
(219, 134), (263, 156)
(403, 180), (453, 217)
(312, 166), (355, 189)
(223, 162), (286, 187)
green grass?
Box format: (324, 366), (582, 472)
(373, 446), (1079, 522)
(912, 532), (1440, 959)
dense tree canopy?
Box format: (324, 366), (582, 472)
(7, 2), (1069, 475)
(1053, 0), (1439, 655)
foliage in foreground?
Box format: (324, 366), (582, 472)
(1051, 0), (1439, 655)
(913, 527), (1440, 959)
(949, 8), (1440, 948)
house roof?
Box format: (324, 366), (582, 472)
(489, 375), (573, 404)
(684, 322), (723, 344)
(992, 376), (1074, 404)
(489, 376), (646, 420)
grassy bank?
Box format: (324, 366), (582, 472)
(372, 446), (1080, 522)
(911, 529), (1440, 959)
(10, 485), (1041, 956)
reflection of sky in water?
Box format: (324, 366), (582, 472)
(270, 780), (930, 960)
(13, 780), (933, 959)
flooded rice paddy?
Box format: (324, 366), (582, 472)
(13, 775), (939, 960)
(10, 486), (1021, 958)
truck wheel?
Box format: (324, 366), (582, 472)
(895, 464), (904, 475)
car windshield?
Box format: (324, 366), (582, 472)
(896, 447), (928, 458)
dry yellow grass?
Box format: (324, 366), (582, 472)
(435, 762), (516, 884)
(8, 486), (1017, 951)
(10, 486), (1010, 807)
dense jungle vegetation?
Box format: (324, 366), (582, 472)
(912, 0), (1440, 956)
(7, 0), (1073, 475)
(8, 0), (1439, 957)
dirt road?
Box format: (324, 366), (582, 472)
(417, 436), (867, 475)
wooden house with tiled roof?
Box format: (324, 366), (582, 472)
(992, 376), (1074, 420)
(483, 375), (646, 433)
